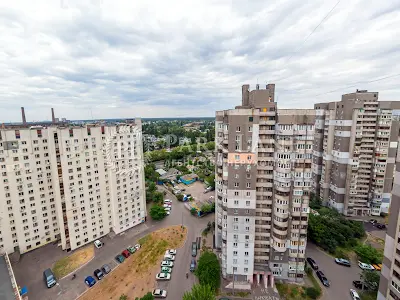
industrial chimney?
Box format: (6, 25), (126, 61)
(51, 108), (55, 124)
(21, 107), (26, 124)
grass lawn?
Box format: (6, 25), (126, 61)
(79, 225), (187, 300)
(360, 291), (378, 300)
(52, 245), (95, 278)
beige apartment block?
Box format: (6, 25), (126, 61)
(312, 90), (400, 216)
(0, 120), (146, 254)
(215, 84), (313, 288)
(378, 136), (400, 300)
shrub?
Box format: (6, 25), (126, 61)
(306, 287), (321, 299)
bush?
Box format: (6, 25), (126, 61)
(177, 194), (184, 201)
(149, 205), (167, 220)
(354, 244), (383, 264)
(335, 248), (350, 260)
(306, 287), (321, 299)
(195, 251), (221, 291)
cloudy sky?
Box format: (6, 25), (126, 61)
(0, 0), (399, 122)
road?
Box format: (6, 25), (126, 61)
(306, 243), (362, 300)
(13, 185), (214, 300)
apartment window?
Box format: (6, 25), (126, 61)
(233, 251), (238, 256)
(246, 183), (251, 188)
(234, 209), (238, 214)
(244, 268), (249, 272)
(234, 191), (239, 196)
(246, 201), (250, 206)
(248, 126), (252, 132)
(234, 182), (239, 187)
(245, 251), (249, 256)
(246, 192), (250, 197)
(236, 126), (241, 132)
(233, 243), (238, 248)
(234, 200), (239, 205)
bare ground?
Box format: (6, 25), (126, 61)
(79, 225), (187, 300)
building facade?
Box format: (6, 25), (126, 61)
(215, 84), (313, 287)
(0, 121), (146, 254)
(312, 90), (400, 216)
(378, 135), (400, 300)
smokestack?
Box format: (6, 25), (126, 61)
(21, 107), (26, 124)
(51, 108), (55, 123)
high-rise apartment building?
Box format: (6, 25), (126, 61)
(312, 90), (400, 216)
(215, 84), (313, 287)
(378, 137), (400, 300)
(0, 119), (146, 254)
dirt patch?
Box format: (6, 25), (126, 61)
(79, 225), (187, 300)
(366, 233), (385, 249)
(52, 245), (94, 278)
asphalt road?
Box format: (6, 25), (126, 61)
(13, 185), (214, 300)
(306, 243), (362, 300)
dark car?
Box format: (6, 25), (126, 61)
(122, 250), (130, 258)
(353, 280), (364, 289)
(115, 254), (125, 263)
(376, 224), (386, 229)
(335, 258), (351, 267)
(101, 264), (111, 274)
(316, 271), (330, 287)
(307, 257), (318, 270)
(85, 276), (96, 287)
(93, 269), (104, 280)
(190, 258), (197, 272)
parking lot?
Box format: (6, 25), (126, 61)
(307, 243), (364, 300)
(177, 180), (213, 205)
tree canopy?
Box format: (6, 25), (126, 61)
(183, 284), (215, 300)
(149, 205), (167, 220)
(360, 270), (380, 291)
(195, 251), (221, 291)
(354, 244), (383, 264)
(308, 207), (365, 253)
(135, 292), (154, 300)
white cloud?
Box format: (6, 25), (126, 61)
(0, 0), (399, 121)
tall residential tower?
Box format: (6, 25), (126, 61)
(312, 90), (400, 216)
(215, 84), (313, 287)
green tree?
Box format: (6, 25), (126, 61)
(190, 207), (197, 215)
(149, 205), (167, 220)
(153, 191), (164, 203)
(360, 270), (380, 291)
(195, 251), (221, 291)
(354, 244), (383, 264)
(148, 182), (157, 193)
(120, 294), (128, 300)
(201, 203), (213, 213)
(176, 194), (184, 201)
(183, 284), (215, 300)
(305, 287), (321, 299)
(135, 292), (154, 300)
(205, 174), (215, 188)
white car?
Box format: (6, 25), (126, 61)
(94, 240), (103, 249)
(161, 260), (174, 267)
(152, 289), (167, 298)
(163, 204), (171, 208)
(156, 273), (171, 280)
(350, 289), (360, 300)
(164, 199), (172, 204)
(358, 261), (375, 270)
(165, 249), (177, 255)
(134, 244), (141, 250)
(166, 210), (170, 215)
(164, 207), (171, 212)
(164, 254), (175, 261)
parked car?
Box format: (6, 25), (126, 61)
(152, 289), (167, 298)
(127, 246), (136, 254)
(335, 258), (351, 267)
(369, 219), (377, 225)
(94, 240), (103, 249)
(134, 244), (141, 250)
(164, 254), (175, 261)
(164, 207), (171, 212)
(156, 273), (171, 280)
(122, 250), (130, 258)
(350, 289), (361, 300)
(85, 276), (96, 287)
(306, 257), (318, 270)
(161, 260), (174, 267)
(190, 258), (197, 272)
(358, 261), (375, 270)
(43, 268), (57, 288)
(163, 204), (171, 209)
(165, 249), (177, 255)
(192, 241), (197, 257)
(115, 254), (125, 263)
(316, 271), (330, 287)
(101, 264), (111, 274)
(161, 267), (172, 273)
(377, 224), (386, 229)
(93, 269), (104, 280)
(353, 280), (364, 289)
(164, 199), (172, 204)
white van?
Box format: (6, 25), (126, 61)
(94, 240), (103, 249)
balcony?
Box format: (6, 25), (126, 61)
(272, 242), (286, 252)
(275, 185), (290, 193)
(273, 226), (288, 236)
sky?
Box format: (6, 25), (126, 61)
(0, 0), (400, 122)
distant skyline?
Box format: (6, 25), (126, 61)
(1, 0), (399, 122)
